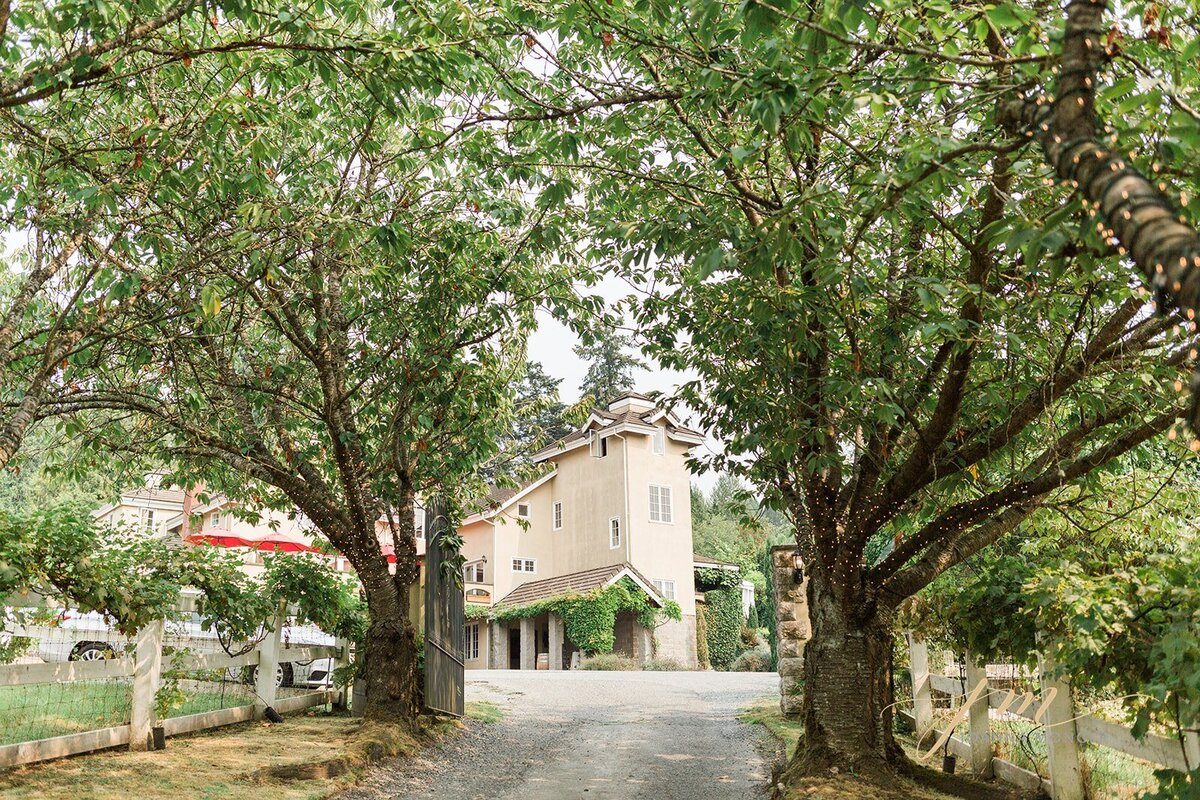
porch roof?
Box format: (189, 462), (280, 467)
(494, 562), (664, 609)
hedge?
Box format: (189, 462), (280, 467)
(704, 586), (743, 670)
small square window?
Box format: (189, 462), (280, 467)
(517, 503), (530, 519)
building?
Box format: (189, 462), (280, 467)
(90, 474), (186, 540)
(458, 392), (706, 669)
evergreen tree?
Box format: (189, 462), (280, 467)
(573, 334), (645, 405)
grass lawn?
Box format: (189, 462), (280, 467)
(740, 699), (1035, 800)
(0, 702), (502, 799)
(0, 680), (276, 745)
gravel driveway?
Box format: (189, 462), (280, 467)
(340, 670), (781, 800)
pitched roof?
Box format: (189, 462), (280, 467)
(532, 396), (705, 462)
(494, 562), (664, 609)
(693, 552), (740, 570)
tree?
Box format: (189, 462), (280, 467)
(490, 360), (574, 479)
(479, 0), (1200, 783)
(43, 4), (575, 722)
(0, 0), (379, 470)
(573, 334), (646, 405)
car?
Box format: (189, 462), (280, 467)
(14, 605), (336, 689)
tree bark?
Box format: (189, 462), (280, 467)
(356, 552), (420, 723)
(783, 569), (903, 783)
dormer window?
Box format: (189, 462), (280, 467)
(653, 427), (665, 455)
(593, 435), (609, 458)
(517, 502), (530, 520)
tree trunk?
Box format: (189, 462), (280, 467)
(782, 569), (903, 783)
(358, 566), (421, 723)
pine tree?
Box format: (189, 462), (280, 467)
(573, 335), (645, 405)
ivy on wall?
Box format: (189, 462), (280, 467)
(703, 586), (743, 670)
(695, 603), (711, 669)
(473, 577), (682, 654)
(694, 567), (741, 591)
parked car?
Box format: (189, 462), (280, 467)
(19, 607), (335, 689)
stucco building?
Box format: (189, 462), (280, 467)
(458, 392), (705, 669)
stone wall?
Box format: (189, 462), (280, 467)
(771, 544), (810, 718)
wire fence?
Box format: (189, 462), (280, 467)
(0, 595), (346, 767)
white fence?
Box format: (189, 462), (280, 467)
(904, 634), (1200, 799)
(1, 591), (349, 769)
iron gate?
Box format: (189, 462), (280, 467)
(423, 495), (464, 716)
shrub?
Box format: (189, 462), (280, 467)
(642, 657), (686, 671)
(579, 653), (640, 671)
(695, 605), (711, 669)
(704, 587), (743, 670)
(730, 646), (771, 672)
(740, 625), (760, 647)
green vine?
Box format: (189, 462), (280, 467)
(477, 577), (681, 654)
(703, 587), (743, 670)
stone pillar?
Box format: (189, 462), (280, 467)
(771, 544), (810, 719)
(490, 621), (506, 669)
(520, 617), (536, 671)
(547, 613), (564, 671)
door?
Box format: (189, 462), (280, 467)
(509, 629), (521, 670)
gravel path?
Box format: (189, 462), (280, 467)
(339, 670), (781, 800)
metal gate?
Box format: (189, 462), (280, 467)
(423, 495), (464, 716)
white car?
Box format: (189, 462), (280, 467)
(19, 608), (335, 689)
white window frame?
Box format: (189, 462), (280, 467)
(463, 563), (484, 584)
(553, 501), (563, 530)
(140, 508), (156, 530)
(594, 435), (609, 458)
(511, 557), (536, 573)
(517, 502), (531, 520)
(415, 507), (426, 539)
(653, 579), (676, 601)
(653, 427), (666, 455)
(466, 622), (479, 661)
(648, 484), (673, 524)
(209, 511), (220, 528)
(609, 517), (621, 549)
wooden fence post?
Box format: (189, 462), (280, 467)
(129, 619), (164, 752)
(332, 636), (349, 711)
(1039, 651), (1085, 800)
(255, 605), (285, 718)
(907, 633), (934, 746)
(964, 651), (993, 778)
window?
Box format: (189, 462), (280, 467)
(653, 579), (676, 600)
(414, 507), (425, 539)
(463, 563), (484, 583)
(209, 511), (220, 528)
(653, 427), (666, 455)
(466, 623), (479, 661)
(511, 558), (536, 573)
(140, 509), (156, 530)
(593, 435), (609, 458)
(648, 485), (673, 523)
(553, 501), (563, 530)
(609, 517), (621, 549)
(517, 502), (530, 520)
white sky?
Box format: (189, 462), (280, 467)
(525, 277), (722, 492)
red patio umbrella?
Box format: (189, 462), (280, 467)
(185, 531), (320, 553)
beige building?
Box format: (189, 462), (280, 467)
(458, 392), (705, 670)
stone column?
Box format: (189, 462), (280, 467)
(490, 621), (506, 669)
(520, 617), (536, 671)
(547, 613), (564, 671)
(771, 544), (810, 719)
